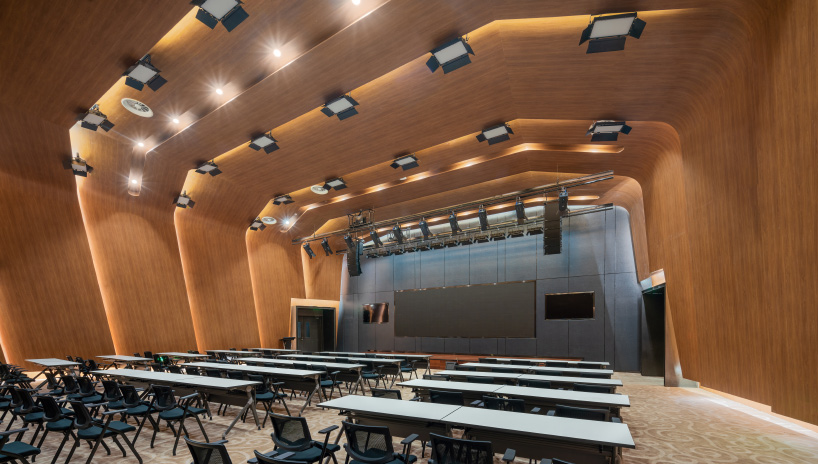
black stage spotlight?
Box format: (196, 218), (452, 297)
(476, 123), (513, 145)
(323, 177), (347, 191)
(526, 224), (544, 235)
(366, 249), (380, 259)
(123, 54), (167, 91)
(248, 132), (279, 153)
(474, 232), (490, 243)
(457, 236), (473, 246)
(392, 225), (404, 245)
(490, 230), (507, 241)
(175, 191), (195, 208)
(449, 211), (461, 233)
(321, 95), (359, 120)
(377, 248), (391, 257)
(417, 242), (431, 251)
(514, 197), (527, 224)
(559, 188), (569, 212)
(78, 105), (114, 132)
(321, 238), (333, 256)
(430, 240), (444, 250)
(426, 37), (474, 74)
(478, 205), (489, 231)
(344, 235), (356, 249)
(508, 227), (525, 238)
(191, 0), (249, 32)
(302, 242), (316, 259)
(392, 247), (405, 256)
(390, 154), (419, 171)
(444, 238), (459, 248)
(370, 230), (383, 247)
(195, 160), (221, 176)
(579, 12), (646, 54)
(64, 154), (93, 177)
(419, 218), (432, 239)
(273, 194), (294, 205)
(586, 120), (632, 141)
(249, 217), (266, 231)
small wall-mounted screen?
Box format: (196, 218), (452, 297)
(545, 292), (595, 319)
(363, 303), (389, 324)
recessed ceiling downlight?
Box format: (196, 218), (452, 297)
(261, 216), (277, 225)
(311, 185), (329, 195)
(121, 98), (154, 118)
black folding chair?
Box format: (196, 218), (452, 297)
(33, 395), (76, 462)
(186, 436), (233, 464)
(477, 396), (539, 413)
(147, 385), (209, 455)
(342, 421), (419, 464)
(370, 389), (403, 400)
(429, 390), (463, 406)
(573, 383), (615, 394)
(546, 405), (620, 423)
(101, 380), (125, 410)
(518, 379), (553, 389)
(361, 361), (385, 388)
(118, 385), (155, 444)
(579, 372), (610, 379)
(248, 375), (290, 423)
(429, 433), (515, 464)
(65, 400), (142, 464)
(4, 388), (43, 438)
(477, 358), (497, 364)
(509, 360), (530, 366)
(68, 377), (102, 404)
(312, 365), (343, 400)
(251, 413), (339, 464)
(0, 428), (40, 464)
(466, 377), (495, 385)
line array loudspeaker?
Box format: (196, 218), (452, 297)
(543, 202), (562, 255)
(347, 239), (363, 276)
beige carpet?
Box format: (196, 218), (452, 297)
(19, 372), (818, 463)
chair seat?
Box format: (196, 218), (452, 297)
(46, 418), (74, 431)
(125, 404), (151, 415)
(351, 454), (416, 464)
(158, 408), (185, 420)
(0, 440), (41, 459)
(106, 421), (136, 433)
(400, 367), (413, 372)
(23, 412), (44, 422)
(319, 380), (340, 387)
(362, 373), (381, 379)
(256, 392), (275, 401)
(107, 400), (124, 409)
(313, 442), (341, 453)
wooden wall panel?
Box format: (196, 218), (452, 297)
(0, 106), (114, 369)
(302, 251), (344, 301)
(70, 127), (197, 355)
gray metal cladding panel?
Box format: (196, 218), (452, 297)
(536, 278), (570, 357)
(504, 338), (537, 357)
(357, 258), (378, 294)
(356, 292), (376, 352)
(444, 338), (470, 354)
(468, 241), (498, 285)
(614, 272), (642, 372)
(470, 338), (499, 355)
(444, 246), (470, 286)
(605, 209), (617, 275)
(567, 275), (606, 362)
(503, 235), (537, 282)
(567, 213), (606, 277)
(536, 229), (569, 279)
(420, 337), (445, 353)
(394, 337), (417, 352)
(393, 252), (417, 290)
(373, 291), (395, 351)
(419, 250), (445, 288)
(604, 274), (617, 369)
(615, 207), (637, 274)
(375, 254), (395, 292)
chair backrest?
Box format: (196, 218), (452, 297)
(423, 374), (449, 381)
(552, 404), (610, 422)
(69, 400), (95, 430)
(481, 396), (525, 412)
(86, 359), (99, 370)
(133, 353), (141, 357)
(77, 376), (96, 395)
(151, 385), (178, 411)
(185, 436), (234, 464)
(509, 360), (530, 366)
(536, 370), (564, 376)
(580, 372), (610, 379)
(61, 375), (79, 393)
(477, 358), (497, 364)
(16, 388), (38, 411)
(491, 368), (517, 374)
(119, 385), (142, 407)
(429, 389), (464, 406)
(518, 379), (551, 389)
(370, 388), (402, 400)
(205, 369), (223, 378)
(545, 361), (569, 368)
(466, 376), (495, 384)
(248, 374), (269, 394)
(573, 383), (615, 394)
(150, 362), (165, 372)
(166, 365), (182, 374)
(227, 371), (245, 380)
(429, 433), (494, 464)
(38, 395), (65, 422)
(66, 355), (75, 362)
(293, 363), (310, 370)
(101, 380), (122, 402)
(143, 351), (153, 359)
(342, 421), (395, 464)
(268, 413), (312, 451)
(445, 362), (457, 370)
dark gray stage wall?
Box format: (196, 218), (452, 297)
(338, 206), (642, 372)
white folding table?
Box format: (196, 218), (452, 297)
(459, 362), (614, 378)
(97, 355), (152, 369)
(238, 357), (367, 394)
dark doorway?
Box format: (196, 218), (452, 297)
(296, 306), (336, 352)
(641, 285), (665, 377)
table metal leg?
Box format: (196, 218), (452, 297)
(299, 382), (321, 416)
(33, 368), (49, 389)
(222, 389), (258, 439)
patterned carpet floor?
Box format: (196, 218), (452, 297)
(18, 372), (818, 464)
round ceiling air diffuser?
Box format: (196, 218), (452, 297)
(311, 185), (329, 195)
(121, 98), (154, 118)
(261, 217), (277, 225)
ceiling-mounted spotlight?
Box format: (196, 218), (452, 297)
(272, 194), (294, 205)
(430, 240), (444, 250)
(123, 54), (167, 91)
(579, 12), (646, 54)
(369, 230), (383, 247)
(526, 224), (544, 235)
(448, 211), (461, 233)
(559, 188), (569, 212)
(474, 232), (490, 243)
(249, 217), (266, 231)
(390, 154), (419, 171)
(78, 105), (114, 132)
(321, 238), (333, 256)
(457, 236), (473, 246)
(248, 132), (279, 153)
(392, 225), (404, 245)
(195, 160), (221, 176)
(64, 154), (93, 177)
(476, 123), (513, 145)
(344, 235), (356, 249)
(261, 217), (277, 225)
(477, 205), (489, 231)
(392, 247), (405, 256)
(191, 0), (249, 32)
(366, 249), (379, 259)
(302, 243), (316, 259)
(323, 177), (347, 191)
(508, 228), (525, 238)
(444, 238), (459, 248)
(321, 95), (359, 120)
(175, 191), (195, 208)
(490, 230), (507, 241)
(514, 197), (527, 224)
(586, 120), (632, 141)
(426, 36), (474, 74)
(419, 218), (431, 240)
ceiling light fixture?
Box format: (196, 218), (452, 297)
(478, 205), (489, 231)
(249, 217), (266, 231)
(392, 225), (405, 245)
(273, 48), (282, 57)
(137, 142), (145, 147)
(449, 211), (461, 233)
(351, 0), (361, 5)
(78, 105), (114, 132)
(321, 239), (333, 256)
(303, 243), (316, 259)
(311, 185), (329, 195)
(248, 132), (279, 153)
(191, 0), (249, 32)
(262, 217), (277, 225)
(175, 191), (195, 208)
(426, 36), (474, 74)
(64, 154), (93, 177)
(323, 177), (347, 191)
(586, 120), (632, 141)
(321, 95), (359, 120)
(172, 118), (180, 124)
(419, 218), (431, 239)
(476, 123), (513, 145)
(579, 12), (646, 53)
(194, 160), (222, 176)
(273, 194), (294, 205)
(369, 230), (383, 247)
(390, 154), (419, 171)
(559, 188), (569, 212)
(215, 88), (224, 95)
(123, 54), (167, 91)
(514, 197), (527, 224)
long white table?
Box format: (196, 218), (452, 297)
(238, 357), (366, 394)
(320, 352), (432, 375)
(156, 352), (211, 364)
(26, 358), (80, 388)
(319, 396), (634, 463)
(184, 362), (324, 416)
(252, 348), (300, 356)
(97, 355), (152, 369)
(487, 358), (610, 369)
(285, 354), (405, 387)
(96, 368), (259, 438)
(436, 370), (623, 391)
(459, 362), (614, 378)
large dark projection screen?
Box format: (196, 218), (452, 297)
(394, 281), (535, 337)
(545, 292), (595, 319)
